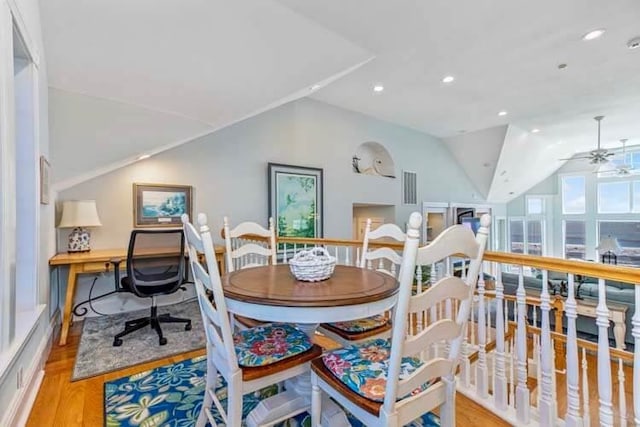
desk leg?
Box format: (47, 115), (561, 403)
(613, 320), (626, 350)
(59, 264), (79, 346)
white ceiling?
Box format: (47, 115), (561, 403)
(42, 0), (640, 198)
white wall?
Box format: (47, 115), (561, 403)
(57, 98), (481, 312)
(0, 0), (54, 422)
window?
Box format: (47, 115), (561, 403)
(598, 221), (640, 267)
(598, 181), (631, 213)
(527, 220), (544, 256)
(526, 197), (544, 215)
(509, 219), (524, 254)
(562, 176), (586, 214)
(564, 220), (586, 260)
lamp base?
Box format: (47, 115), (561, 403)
(67, 227), (92, 253)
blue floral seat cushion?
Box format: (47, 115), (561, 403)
(322, 338), (427, 402)
(325, 314), (389, 333)
(233, 323), (313, 367)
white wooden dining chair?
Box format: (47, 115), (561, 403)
(224, 216), (277, 329)
(183, 214), (322, 427)
(318, 219), (405, 347)
(310, 213), (491, 427)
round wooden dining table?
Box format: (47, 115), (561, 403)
(221, 264), (399, 427)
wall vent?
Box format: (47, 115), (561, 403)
(402, 171), (417, 205)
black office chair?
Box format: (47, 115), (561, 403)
(111, 229), (192, 346)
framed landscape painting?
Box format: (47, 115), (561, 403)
(268, 163), (323, 241)
(133, 183), (192, 228)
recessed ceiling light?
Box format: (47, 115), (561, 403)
(137, 154), (151, 161)
(373, 84), (384, 93)
(582, 29), (605, 41)
(628, 36), (640, 50)
(498, 111), (508, 116)
(310, 84), (321, 91)
(442, 75), (455, 83)
(531, 128), (540, 133)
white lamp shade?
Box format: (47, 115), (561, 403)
(58, 200), (102, 228)
(596, 236), (621, 254)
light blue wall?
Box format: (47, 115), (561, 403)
(58, 98), (484, 311)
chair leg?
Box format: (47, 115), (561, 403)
(113, 317), (151, 346)
(227, 377), (243, 427)
(196, 360), (217, 427)
(440, 376), (456, 427)
(158, 313), (192, 330)
(311, 374), (322, 427)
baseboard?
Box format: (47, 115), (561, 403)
(2, 309), (56, 427)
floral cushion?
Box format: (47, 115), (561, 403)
(233, 323), (313, 367)
(325, 315), (389, 333)
(322, 338), (426, 402)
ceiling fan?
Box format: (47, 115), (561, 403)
(597, 139), (634, 176)
(560, 116), (615, 164)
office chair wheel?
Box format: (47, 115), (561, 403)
(185, 322), (192, 331)
(159, 337), (168, 346)
(113, 338), (123, 347)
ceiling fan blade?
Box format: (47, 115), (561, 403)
(558, 156), (592, 161)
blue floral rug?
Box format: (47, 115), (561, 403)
(104, 355), (440, 426)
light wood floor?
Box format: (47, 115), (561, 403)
(27, 323), (509, 426)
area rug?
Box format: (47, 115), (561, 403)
(73, 299), (205, 381)
(104, 355), (441, 426)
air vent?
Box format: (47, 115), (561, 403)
(402, 171), (417, 205)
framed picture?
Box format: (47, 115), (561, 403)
(133, 183), (193, 228)
(268, 163), (323, 241)
(40, 156), (50, 205)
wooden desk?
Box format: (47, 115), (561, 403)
(49, 246), (225, 346)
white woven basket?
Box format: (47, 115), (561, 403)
(288, 247), (336, 282)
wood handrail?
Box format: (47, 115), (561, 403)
(222, 232), (640, 285)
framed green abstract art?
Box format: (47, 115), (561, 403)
(268, 163), (323, 241)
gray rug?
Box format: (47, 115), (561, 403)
(72, 299), (205, 381)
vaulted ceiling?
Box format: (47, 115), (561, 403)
(42, 0), (640, 200)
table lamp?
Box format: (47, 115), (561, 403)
(596, 235), (621, 264)
(58, 200), (102, 252)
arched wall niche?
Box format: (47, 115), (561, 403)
(352, 141), (396, 178)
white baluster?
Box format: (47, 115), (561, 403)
(415, 265), (423, 336)
(633, 285), (640, 426)
(505, 299), (510, 334)
(538, 270), (555, 425)
(335, 246), (339, 265)
(564, 275), (583, 427)
(470, 296), (476, 346)
(477, 270), (488, 398)
(582, 348), (590, 427)
(494, 267), (508, 411)
(355, 247), (360, 266)
(515, 266), (530, 423)
(595, 278), (614, 426)
(431, 262), (437, 285)
(509, 337), (516, 410)
(345, 246), (350, 266)
(283, 244), (288, 263)
(533, 306), (537, 327)
(618, 358), (627, 425)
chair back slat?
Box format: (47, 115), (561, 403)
(359, 219), (406, 278)
(407, 276), (468, 313)
(383, 213), (490, 415)
(403, 319), (460, 358)
(415, 225), (480, 266)
(183, 214), (240, 374)
(224, 216), (276, 273)
(397, 358), (452, 398)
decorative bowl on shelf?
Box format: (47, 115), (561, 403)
(288, 247), (336, 282)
